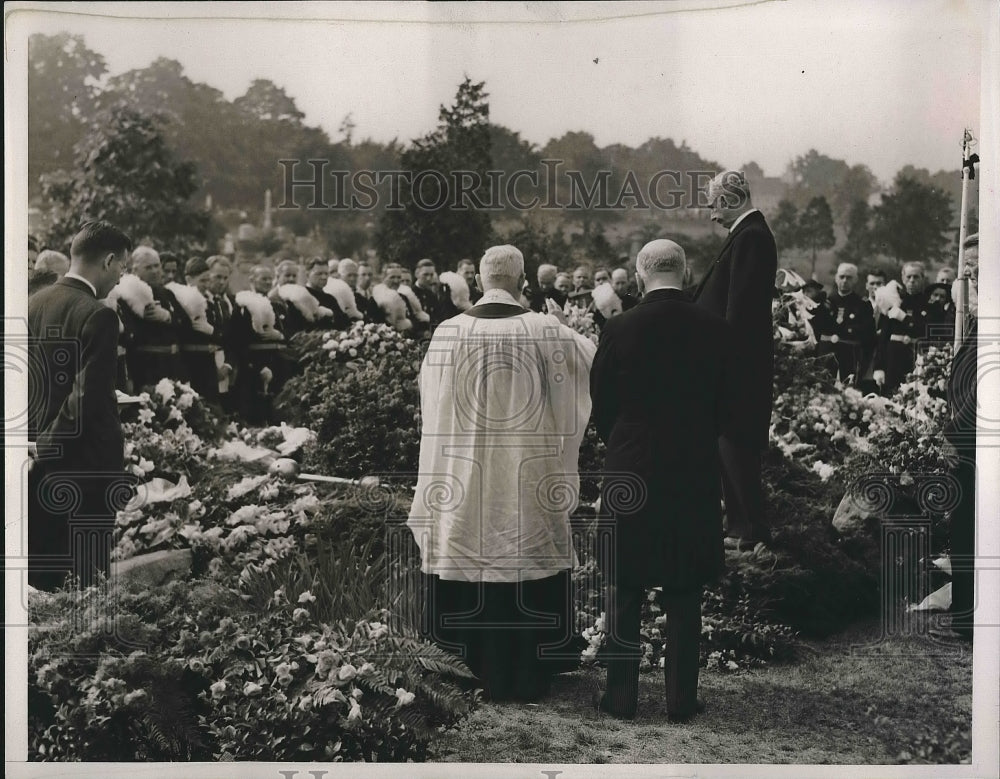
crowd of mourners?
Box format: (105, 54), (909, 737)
(26, 236), (975, 430)
(801, 257), (974, 396)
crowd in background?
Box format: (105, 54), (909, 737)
(26, 236), (975, 428)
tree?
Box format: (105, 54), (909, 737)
(836, 200), (874, 265)
(233, 79), (305, 123)
(872, 174), (954, 267)
(798, 196), (835, 277)
(40, 106), (211, 253)
(770, 199), (801, 259)
(831, 165), (879, 225)
(28, 33), (107, 196)
(376, 77), (493, 267)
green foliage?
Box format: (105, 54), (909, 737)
(771, 199), (802, 257)
(836, 199), (875, 265)
(39, 105), (211, 253)
(29, 575), (476, 762)
(873, 174), (955, 267)
(277, 331), (425, 482)
(799, 196), (836, 275)
(28, 33), (107, 199)
(377, 77), (494, 267)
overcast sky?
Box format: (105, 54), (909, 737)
(8, 0), (987, 182)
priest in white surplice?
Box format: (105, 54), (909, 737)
(407, 244), (597, 701)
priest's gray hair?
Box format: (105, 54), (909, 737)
(707, 170), (752, 208)
(480, 245), (525, 281)
(636, 239), (686, 277)
(836, 263), (859, 277)
(34, 249), (70, 273)
(338, 258), (358, 276)
(902, 261), (925, 276)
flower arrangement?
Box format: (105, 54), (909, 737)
(28, 580), (477, 762)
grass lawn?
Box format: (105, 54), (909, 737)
(430, 618), (972, 764)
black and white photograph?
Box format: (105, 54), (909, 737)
(5, 2), (999, 777)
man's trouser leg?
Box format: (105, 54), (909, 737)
(602, 582), (642, 718)
(719, 435), (768, 543)
(662, 588), (703, 717)
(950, 457), (976, 637)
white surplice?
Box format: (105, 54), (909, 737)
(407, 289), (597, 583)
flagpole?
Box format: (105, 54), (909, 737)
(954, 129), (977, 351)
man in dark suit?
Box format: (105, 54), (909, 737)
(812, 262), (876, 386)
(413, 259), (442, 327)
(591, 239), (733, 720)
(304, 256), (351, 330)
(28, 221), (134, 590)
(457, 259), (483, 304)
(122, 246), (190, 389)
(691, 170), (776, 547)
(525, 263), (568, 313)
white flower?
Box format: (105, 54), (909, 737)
(298, 590), (317, 604)
(293, 608), (310, 624)
(726, 660), (740, 671)
(176, 392), (194, 410)
(243, 681), (263, 696)
(351, 686), (363, 700)
(337, 663), (358, 681)
(227, 475), (270, 502)
(137, 408), (155, 425)
(210, 680), (227, 699)
(347, 699), (362, 723)
(367, 622), (388, 640)
(138, 457), (155, 474)
(298, 695), (314, 711)
(154, 378), (175, 402)
(358, 662), (375, 676)
(395, 688), (416, 706)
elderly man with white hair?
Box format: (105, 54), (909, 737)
(407, 244), (596, 702)
(526, 263), (568, 313)
(33, 249), (71, 279)
(591, 238), (736, 721)
(692, 170), (777, 548)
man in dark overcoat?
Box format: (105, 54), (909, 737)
(591, 239), (735, 720)
(27, 221), (134, 590)
(691, 170), (776, 547)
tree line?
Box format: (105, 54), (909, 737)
(29, 32), (975, 275)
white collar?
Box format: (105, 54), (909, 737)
(729, 208), (760, 234)
(475, 288), (521, 306)
(63, 271), (98, 297)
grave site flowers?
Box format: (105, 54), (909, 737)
(28, 291), (963, 762)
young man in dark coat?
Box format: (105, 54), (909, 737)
(590, 238), (735, 721)
(691, 170), (776, 547)
(27, 221), (134, 590)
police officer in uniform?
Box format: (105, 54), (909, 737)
(813, 263), (875, 386)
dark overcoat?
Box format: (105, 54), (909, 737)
(692, 210), (777, 448)
(590, 288), (734, 590)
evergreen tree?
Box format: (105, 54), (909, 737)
(376, 78), (493, 268)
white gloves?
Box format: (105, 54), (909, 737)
(887, 306), (907, 322)
(873, 370), (885, 387)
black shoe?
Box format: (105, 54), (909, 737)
(667, 699), (706, 723)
